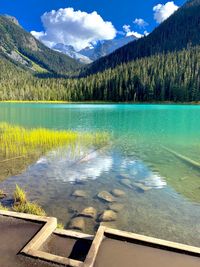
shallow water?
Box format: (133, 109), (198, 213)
(0, 103), (200, 246)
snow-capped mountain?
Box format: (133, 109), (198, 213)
(52, 43), (92, 64)
(53, 35), (138, 64)
(79, 35), (138, 61)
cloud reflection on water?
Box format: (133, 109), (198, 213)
(34, 148), (166, 188)
(120, 158), (167, 188)
(36, 149), (113, 183)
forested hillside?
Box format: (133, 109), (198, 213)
(0, 0), (199, 102)
(83, 0), (200, 75)
(1, 45), (199, 102)
(0, 15), (80, 75)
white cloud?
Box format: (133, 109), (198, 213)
(31, 8), (117, 51)
(123, 24), (143, 39)
(31, 31), (45, 40)
(133, 18), (148, 28)
(123, 24), (131, 34)
(30, 31), (56, 47)
(153, 1), (179, 24)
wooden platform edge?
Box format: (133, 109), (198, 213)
(1, 211), (200, 267)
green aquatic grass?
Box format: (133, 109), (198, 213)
(0, 122), (110, 159)
(12, 185), (46, 216)
(57, 222), (64, 229)
(13, 201), (46, 216)
(0, 203), (8, 211)
(14, 184), (27, 203)
(0, 185), (46, 216)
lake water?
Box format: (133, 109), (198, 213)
(0, 103), (200, 246)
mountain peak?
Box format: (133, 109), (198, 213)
(3, 15), (20, 26)
(52, 35), (138, 63)
(52, 43), (92, 64)
(83, 0), (200, 75)
(79, 35), (138, 61)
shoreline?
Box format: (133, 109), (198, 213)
(1, 100), (200, 105)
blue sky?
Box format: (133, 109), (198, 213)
(0, 0), (186, 50)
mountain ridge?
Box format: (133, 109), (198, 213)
(1, 44), (199, 102)
(52, 35), (138, 64)
(79, 35), (138, 61)
(0, 15), (81, 75)
(0, 0), (200, 103)
(52, 43), (92, 64)
(83, 0), (200, 75)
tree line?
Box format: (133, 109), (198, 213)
(0, 45), (199, 102)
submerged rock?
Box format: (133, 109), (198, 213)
(133, 182), (152, 192)
(80, 207), (97, 219)
(68, 206), (78, 214)
(108, 203), (124, 213)
(120, 179), (132, 189)
(99, 210), (117, 222)
(111, 189), (125, 197)
(69, 217), (85, 231)
(73, 180), (85, 185)
(97, 191), (115, 203)
(72, 190), (88, 198)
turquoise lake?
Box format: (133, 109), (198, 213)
(0, 103), (200, 246)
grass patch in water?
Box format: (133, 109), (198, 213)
(0, 123), (110, 181)
(13, 202), (46, 216)
(14, 184), (27, 203)
(0, 185), (46, 216)
(0, 122), (109, 159)
(0, 203), (8, 211)
(12, 185), (46, 216)
(57, 222), (64, 229)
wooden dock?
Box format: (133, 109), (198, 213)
(0, 210), (199, 267)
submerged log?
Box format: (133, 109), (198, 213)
(162, 146), (200, 170)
